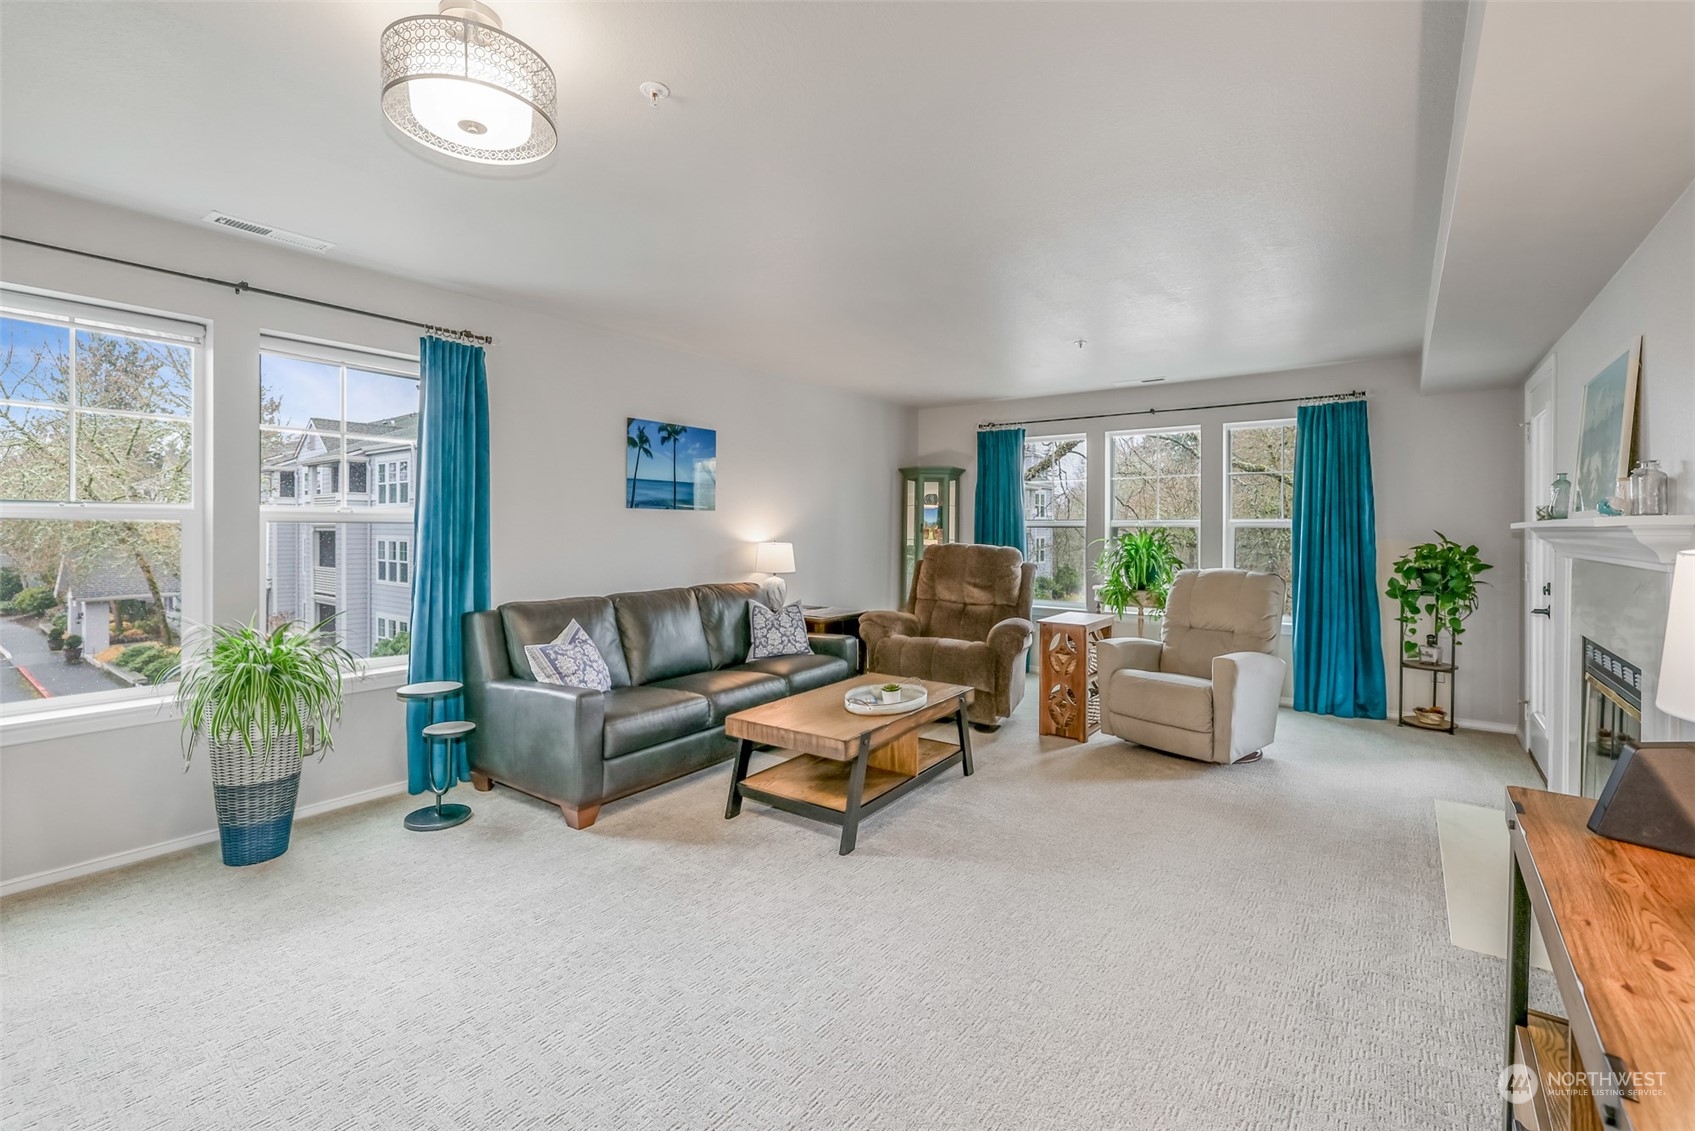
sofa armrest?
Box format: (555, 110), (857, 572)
(1211, 651), (1286, 764)
(859, 610), (921, 667)
(808, 633), (860, 669)
(1096, 636), (1162, 675)
(464, 678), (607, 808)
(986, 617), (1034, 659)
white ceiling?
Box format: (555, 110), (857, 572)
(0, 1), (1471, 404)
(1422, 0), (1695, 391)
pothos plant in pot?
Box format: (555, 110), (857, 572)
(175, 618), (360, 867)
(1094, 528), (1183, 621)
(1384, 534), (1492, 719)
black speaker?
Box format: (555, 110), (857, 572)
(1587, 741), (1695, 857)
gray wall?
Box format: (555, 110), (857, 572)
(910, 354), (1525, 728)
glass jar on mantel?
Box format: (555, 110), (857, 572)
(1629, 460), (1670, 516)
(899, 466), (964, 603)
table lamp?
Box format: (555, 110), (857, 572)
(1588, 549), (1695, 855)
(755, 541), (796, 606)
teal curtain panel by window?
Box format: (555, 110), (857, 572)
(973, 427), (1027, 553)
(1291, 399), (1386, 719)
(407, 337), (492, 794)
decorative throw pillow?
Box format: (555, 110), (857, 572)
(525, 620), (612, 692)
(748, 601), (811, 660)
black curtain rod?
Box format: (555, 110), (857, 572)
(978, 389), (1367, 430)
(0, 234), (493, 346)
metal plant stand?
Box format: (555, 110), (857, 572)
(397, 680), (473, 831)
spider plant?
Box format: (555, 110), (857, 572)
(1094, 528), (1182, 618)
(175, 617), (360, 763)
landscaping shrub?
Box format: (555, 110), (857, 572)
(139, 653), (180, 684)
(46, 626), (65, 650)
(0, 566), (22, 602)
(13, 587), (57, 616)
(117, 644), (165, 671)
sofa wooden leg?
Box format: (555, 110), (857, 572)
(560, 802), (600, 830)
(470, 771), (494, 792)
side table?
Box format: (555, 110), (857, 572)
(397, 680), (473, 832)
(1037, 612), (1115, 741)
(803, 607), (867, 672)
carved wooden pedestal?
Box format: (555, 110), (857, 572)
(1037, 612), (1116, 741)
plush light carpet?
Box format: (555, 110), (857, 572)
(2, 704), (1548, 1131)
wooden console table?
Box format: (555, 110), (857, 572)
(1504, 786), (1695, 1131)
(1037, 612), (1114, 741)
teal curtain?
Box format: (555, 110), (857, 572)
(407, 337), (491, 794)
(973, 427), (1026, 552)
(1292, 399), (1386, 719)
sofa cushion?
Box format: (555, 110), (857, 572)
(734, 652), (851, 694)
(1160, 569), (1284, 680)
(524, 620), (612, 691)
(692, 582), (767, 669)
(650, 669), (787, 724)
(748, 602), (811, 659)
(500, 597), (630, 688)
(1106, 669), (1213, 733)
(601, 686), (712, 759)
(611, 588), (713, 685)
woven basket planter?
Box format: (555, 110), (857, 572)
(205, 706), (308, 867)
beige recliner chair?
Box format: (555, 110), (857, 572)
(1098, 569), (1286, 764)
(860, 543), (1035, 727)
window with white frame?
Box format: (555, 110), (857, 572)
(0, 291), (204, 713)
(1022, 435), (1086, 604)
(1226, 420), (1297, 614)
(375, 538), (409, 584)
(259, 336), (418, 663)
(375, 457), (410, 505)
(1108, 428), (1200, 568)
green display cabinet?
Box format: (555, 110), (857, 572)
(899, 466), (965, 603)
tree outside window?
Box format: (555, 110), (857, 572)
(1226, 421), (1296, 614)
(1023, 436), (1086, 605)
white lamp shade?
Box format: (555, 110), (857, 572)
(1658, 549), (1695, 721)
(754, 542), (796, 575)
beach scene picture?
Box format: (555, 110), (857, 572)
(1575, 340), (1639, 513)
(626, 417), (717, 510)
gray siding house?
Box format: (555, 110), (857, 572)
(262, 414), (414, 658)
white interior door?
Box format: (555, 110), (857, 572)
(1524, 361), (1556, 778)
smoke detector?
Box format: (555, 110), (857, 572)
(202, 212), (335, 253)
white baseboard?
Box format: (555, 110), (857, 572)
(0, 780), (408, 898)
(1277, 697), (1518, 736)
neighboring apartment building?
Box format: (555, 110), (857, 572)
(261, 414), (414, 658)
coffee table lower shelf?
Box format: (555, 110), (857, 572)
(739, 738), (961, 815)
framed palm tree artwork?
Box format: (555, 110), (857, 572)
(626, 417), (717, 510)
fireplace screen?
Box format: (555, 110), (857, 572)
(1581, 638), (1642, 798)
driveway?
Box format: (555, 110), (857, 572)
(0, 617), (127, 703)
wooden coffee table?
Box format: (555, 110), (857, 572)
(724, 675), (974, 855)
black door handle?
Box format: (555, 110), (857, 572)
(1531, 606), (1551, 617)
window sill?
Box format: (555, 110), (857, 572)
(0, 664), (410, 748)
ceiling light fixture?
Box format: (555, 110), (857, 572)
(380, 0), (557, 165)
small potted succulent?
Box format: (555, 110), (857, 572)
(176, 618), (359, 866)
(879, 681), (905, 705)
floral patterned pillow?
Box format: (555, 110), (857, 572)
(748, 601), (811, 660)
(525, 620), (612, 692)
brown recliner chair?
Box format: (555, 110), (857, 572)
(860, 543), (1035, 727)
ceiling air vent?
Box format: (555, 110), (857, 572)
(202, 212), (335, 253)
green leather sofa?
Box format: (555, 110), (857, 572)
(462, 582), (858, 829)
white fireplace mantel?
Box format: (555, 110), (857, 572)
(1510, 515), (1695, 569)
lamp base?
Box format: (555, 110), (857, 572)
(404, 802), (472, 831)
(760, 575), (788, 607)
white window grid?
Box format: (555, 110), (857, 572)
(1106, 426), (1201, 565)
(1023, 433), (1087, 607)
(259, 337), (418, 671)
(1223, 419), (1296, 615)
(0, 292), (208, 717)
